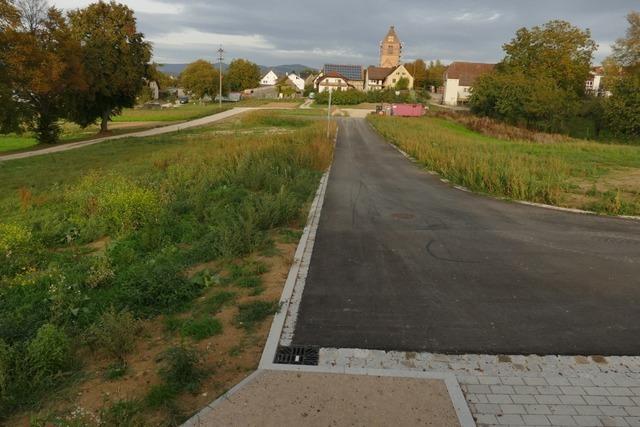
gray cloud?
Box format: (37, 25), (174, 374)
(53, 0), (637, 66)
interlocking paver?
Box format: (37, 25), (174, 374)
(476, 403), (502, 415)
(522, 414), (550, 425)
(561, 386), (586, 395)
(599, 416), (630, 427)
(497, 414), (524, 425)
(491, 385), (515, 394)
(585, 396), (611, 405)
(513, 395), (538, 404)
(599, 406), (628, 416)
(525, 378), (549, 386)
(548, 404), (578, 415)
(573, 415), (604, 426)
(475, 414), (498, 425)
(560, 395), (587, 405)
(515, 385), (539, 395)
(537, 385), (562, 395)
(547, 414), (577, 425)
(609, 387), (635, 396)
(500, 404), (526, 415)
(525, 404), (552, 415)
(535, 395), (562, 405)
(487, 394), (512, 404)
(610, 397), (636, 406)
(576, 405), (604, 416)
(626, 417), (640, 426)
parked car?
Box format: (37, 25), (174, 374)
(178, 96), (189, 104)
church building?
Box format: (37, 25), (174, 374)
(379, 26), (402, 68)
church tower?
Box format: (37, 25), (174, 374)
(379, 26), (402, 68)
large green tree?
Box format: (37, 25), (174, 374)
(470, 20), (597, 132)
(0, 0), (24, 134)
(405, 59), (427, 88)
(68, 1), (151, 133)
(180, 60), (221, 99)
(225, 58), (261, 91)
(604, 11), (640, 138)
(502, 20), (597, 97)
(611, 11), (640, 72)
(1, 3), (85, 143)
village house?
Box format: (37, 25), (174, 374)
(364, 64), (414, 91)
(586, 66), (609, 96)
(442, 61), (495, 106)
(286, 73), (306, 91)
(314, 71), (354, 93)
(260, 70), (279, 86)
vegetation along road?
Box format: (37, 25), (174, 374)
(292, 117), (640, 356)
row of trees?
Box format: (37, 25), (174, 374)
(469, 13), (640, 139)
(178, 58), (262, 100)
(0, 0), (151, 143)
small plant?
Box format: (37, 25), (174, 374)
(27, 324), (72, 382)
(145, 383), (177, 408)
(158, 345), (203, 393)
(104, 363), (128, 380)
(0, 223), (39, 278)
(190, 269), (223, 288)
(234, 300), (280, 331)
(90, 307), (139, 365)
(86, 255), (114, 288)
(180, 316), (223, 340)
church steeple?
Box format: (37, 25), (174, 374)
(379, 25), (402, 67)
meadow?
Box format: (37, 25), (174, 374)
(0, 110), (334, 424)
(368, 114), (640, 216)
(0, 104), (232, 154)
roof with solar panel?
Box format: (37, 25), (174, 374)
(323, 64), (364, 81)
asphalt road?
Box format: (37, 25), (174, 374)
(292, 118), (640, 355)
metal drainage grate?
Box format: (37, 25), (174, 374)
(274, 345), (319, 366)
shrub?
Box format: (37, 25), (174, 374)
(89, 307), (139, 365)
(158, 345), (203, 393)
(27, 324), (72, 382)
(0, 223), (38, 277)
(86, 255), (115, 288)
(234, 300), (280, 331)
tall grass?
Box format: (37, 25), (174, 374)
(368, 115), (640, 214)
(0, 113), (335, 419)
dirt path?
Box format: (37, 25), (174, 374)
(0, 108), (255, 162)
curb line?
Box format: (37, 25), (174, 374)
(389, 140), (640, 222)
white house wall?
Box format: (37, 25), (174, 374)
(443, 78), (459, 105)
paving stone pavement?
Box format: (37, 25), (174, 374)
(319, 349), (640, 427)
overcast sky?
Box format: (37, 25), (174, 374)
(51, 0), (636, 67)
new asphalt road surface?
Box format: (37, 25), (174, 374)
(292, 118), (640, 355)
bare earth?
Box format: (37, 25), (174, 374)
(191, 370), (460, 426)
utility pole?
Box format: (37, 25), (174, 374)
(217, 45), (224, 108)
(327, 88), (332, 138)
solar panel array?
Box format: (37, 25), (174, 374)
(324, 64), (363, 81)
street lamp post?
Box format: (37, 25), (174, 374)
(327, 88), (332, 138)
(217, 46), (224, 108)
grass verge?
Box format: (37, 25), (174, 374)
(368, 115), (640, 216)
(0, 110), (335, 424)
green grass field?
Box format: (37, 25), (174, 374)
(0, 111), (334, 423)
(0, 104), (232, 154)
(368, 115), (640, 216)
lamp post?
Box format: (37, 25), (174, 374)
(326, 88), (332, 138)
(217, 45), (224, 108)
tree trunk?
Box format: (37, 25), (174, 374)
(100, 110), (110, 133)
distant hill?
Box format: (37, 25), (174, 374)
(159, 63), (316, 77)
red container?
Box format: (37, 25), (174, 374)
(391, 103), (425, 117)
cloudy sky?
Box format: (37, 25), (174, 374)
(51, 0), (636, 67)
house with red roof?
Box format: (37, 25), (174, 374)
(442, 61), (495, 106)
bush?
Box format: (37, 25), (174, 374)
(27, 324), (72, 382)
(158, 345), (203, 393)
(0, 223), (38, 277)
(604, 74), (640, 139)
(90, 307), (139, 365)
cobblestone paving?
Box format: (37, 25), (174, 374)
(319, 349), (640, 427)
